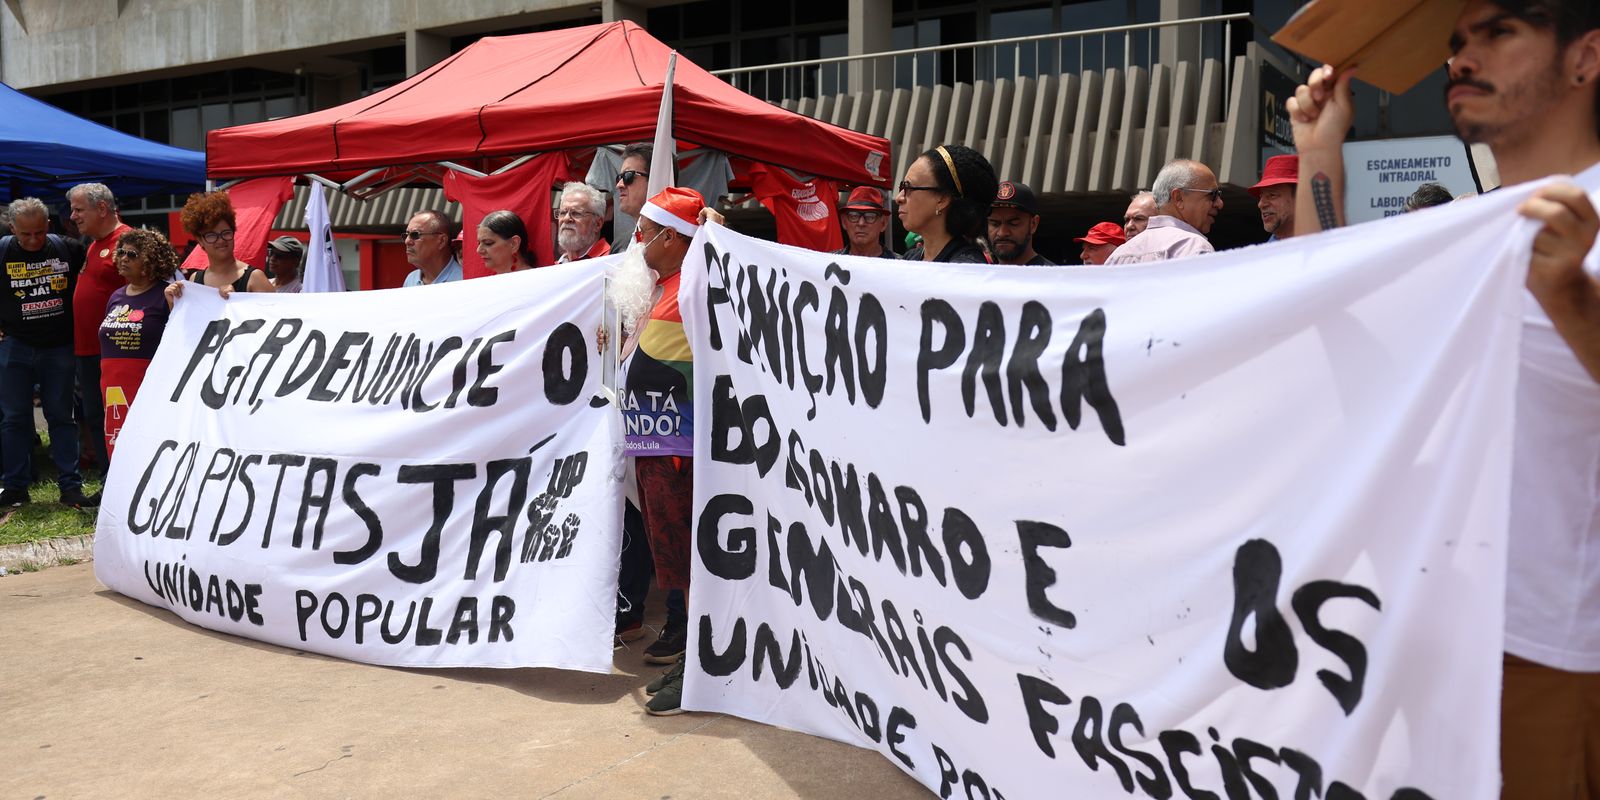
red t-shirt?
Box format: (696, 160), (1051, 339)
(74, 222), (132, 355)
(746, 164), (843, 252)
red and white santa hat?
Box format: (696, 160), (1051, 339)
(640, 186), (706, 237)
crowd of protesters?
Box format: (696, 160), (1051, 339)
(6, 0), (1597, 788)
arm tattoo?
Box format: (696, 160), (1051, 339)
(1312, 172), (1341, 230)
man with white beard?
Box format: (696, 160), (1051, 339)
(555, 182), (610, 263)
(606, 186), (728, 716)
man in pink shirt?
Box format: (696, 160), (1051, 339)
(1104, 159), (1222, 264)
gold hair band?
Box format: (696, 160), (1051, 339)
(935, 145), (964, 197)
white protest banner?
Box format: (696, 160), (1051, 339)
(94, 260), (622, 672)
(1343, 135), (1479, 222)
(680, 184), (1534, 797)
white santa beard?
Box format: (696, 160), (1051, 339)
(607, 242), (657, 335)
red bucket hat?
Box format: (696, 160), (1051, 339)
(1073, 221), (1127, 246)
(1248, 155), (1299, 197)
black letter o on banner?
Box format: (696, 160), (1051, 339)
(1223, 539), (1298, 690)
(543, 323), (587, 405)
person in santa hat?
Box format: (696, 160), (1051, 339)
(608, 185), (722, 716)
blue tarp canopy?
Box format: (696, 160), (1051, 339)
(0, 81), (205, 203)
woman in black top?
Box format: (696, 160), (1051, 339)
(896, 144), (999, 263)
(179, 191), (274, 295)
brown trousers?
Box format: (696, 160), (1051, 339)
(1503, 653), (1600, 799)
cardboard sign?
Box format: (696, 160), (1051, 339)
(1272, 0), (1465, 94)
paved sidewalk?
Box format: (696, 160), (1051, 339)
(2, 564), (930, 799)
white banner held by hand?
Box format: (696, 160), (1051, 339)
(94, 261), (622, 672)
(679, 180), (1534, 798)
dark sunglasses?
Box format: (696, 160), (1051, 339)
(843, 211), (884, 224)
(403, 230), (444, 241)
(114, 248), (141, 260)
(618, 169), (648, 187)
(1178, 187), (1224, 202)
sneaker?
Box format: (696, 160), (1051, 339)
(643, 623), (687, 665)
(0, 487), (28, 508)
(645, 657), (686, 696)
(614, 620), (646, 650)
(59, 488), (100, 509)
(644, 657), (687, 716)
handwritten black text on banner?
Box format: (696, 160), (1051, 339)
(679, 202), (1527, 799)
(94, 260), (623, 672)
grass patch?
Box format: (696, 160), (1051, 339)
(0, 430), (104, 547)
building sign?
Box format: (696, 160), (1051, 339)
(1342, 136), (1479, 223)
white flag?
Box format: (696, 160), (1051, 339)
(302, 184), (346, 293)
(647, 53), (677, 197)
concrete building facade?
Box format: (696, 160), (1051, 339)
(0, 0), (1460, 271)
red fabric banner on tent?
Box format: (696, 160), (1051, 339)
(180, 177), (295, 275)
(443, 155), (567, 278)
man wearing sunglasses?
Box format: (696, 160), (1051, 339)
(401, 210), (462, 287)
(609, 142), (653, 255)
(1105, 159), (1224, 265)
(832, 186), (898, 259)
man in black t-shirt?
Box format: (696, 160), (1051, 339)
(0, 198), (95, 508)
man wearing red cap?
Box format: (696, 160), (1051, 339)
(1249, 154), (1299, 241)
(1074, 222), (1127, 265)
(614, 185), (707, 717)
(988, 181), (1055, 265)
(833, 187), (898, 259)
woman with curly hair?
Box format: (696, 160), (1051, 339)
(99, 228), (179, 459)
(895, 144), (999, 263)
(177, 190), (273, 295)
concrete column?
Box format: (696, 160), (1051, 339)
(405, 29), (450, 77)
(848, 0), (892, 94)
(1157, 0), (1203, 68)
(602, 0), (647, 25)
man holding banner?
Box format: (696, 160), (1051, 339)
(1289, 0), (1600, 794)
(616, 186), (709, 715)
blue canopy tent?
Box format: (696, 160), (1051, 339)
(0, 82), (205, 203)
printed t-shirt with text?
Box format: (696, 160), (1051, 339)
(1, 236), (84, 347)
(623, 271), (693, 456)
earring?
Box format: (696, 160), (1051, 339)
(936, 208), (944, 215)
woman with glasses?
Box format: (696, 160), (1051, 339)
(476, 210), (535, 274)
(895, 144), (999, 264)
(178, 191), (274, 295)
(99, 229), (179, 460)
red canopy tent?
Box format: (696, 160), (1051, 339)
(206, 22), (893, 190)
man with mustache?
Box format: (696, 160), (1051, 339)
(987, 181), (1055, 265)
(1289, 1), (1600, 793)
(833, 186), (899, 259)
(554, 182), (610, 263)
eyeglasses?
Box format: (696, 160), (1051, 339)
(199, 229), (235, 244)
(114, 248), (140, 260)
(898, 181), (941, 194)
(618, 170), (648, 187)
(843, 211), (884, 224)
(1178, 187), (1224, 202)
(404, 230), (445, 241)
(554, 210), (597, 222)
